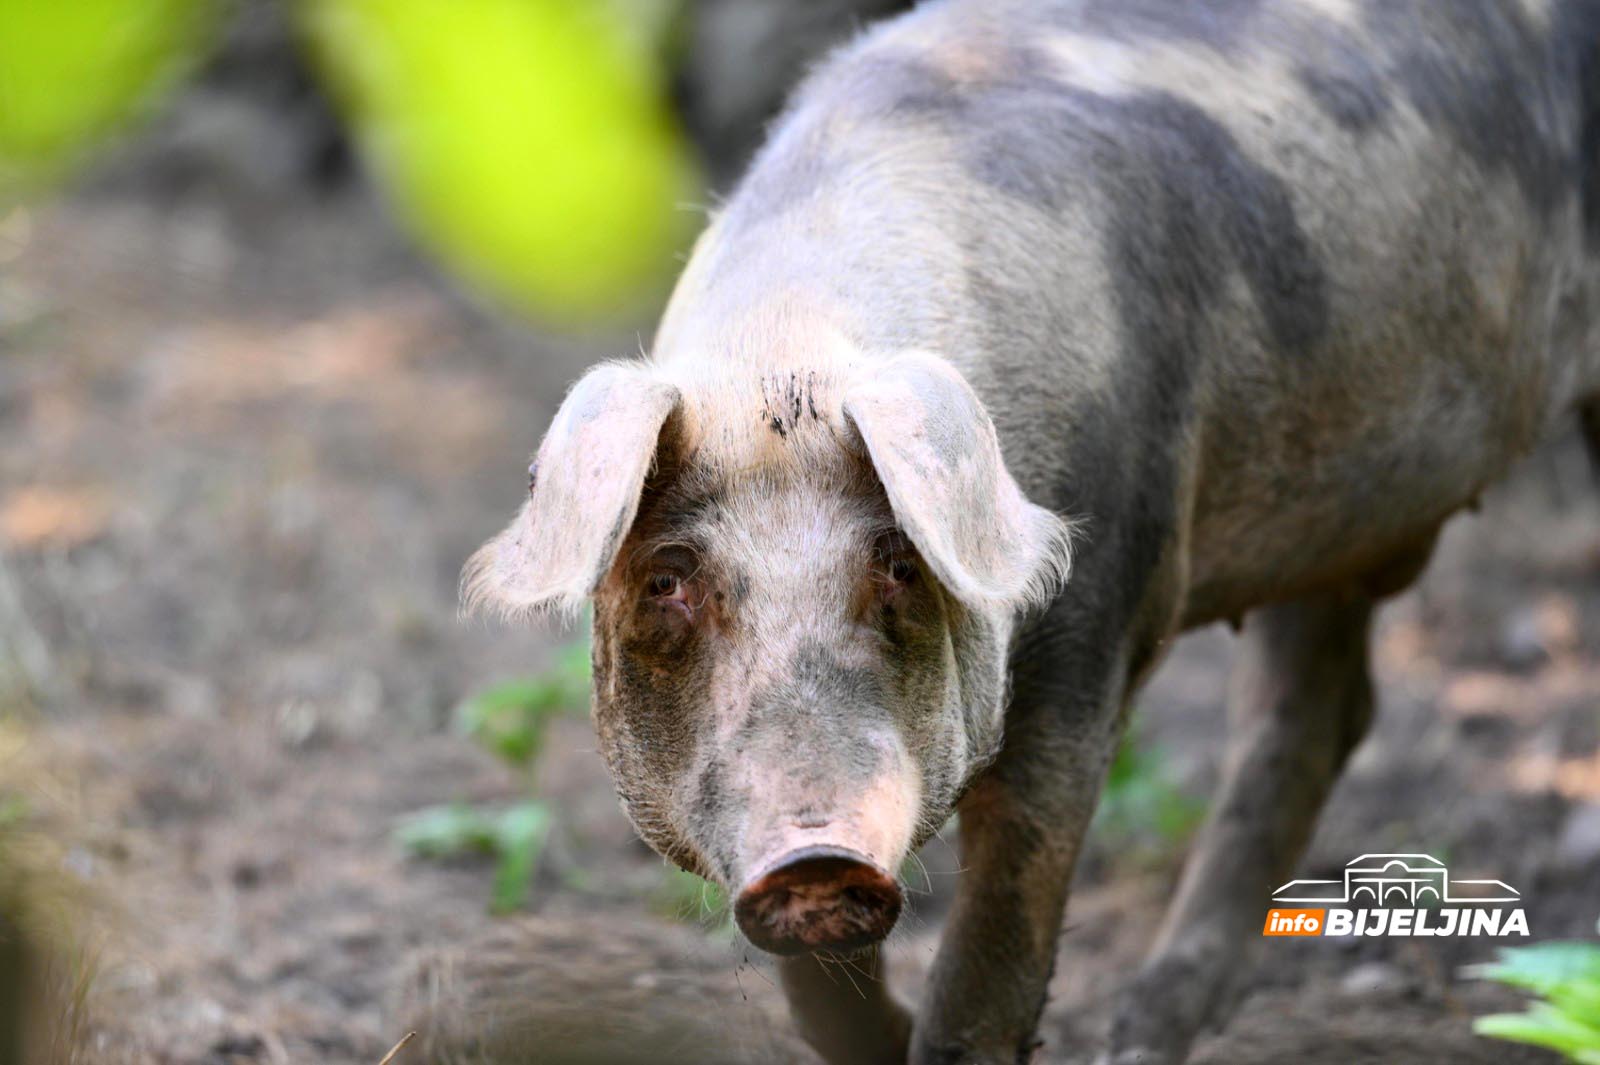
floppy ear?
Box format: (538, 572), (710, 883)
(463, 362), (680, 619)
(842, 353), (1072, 610)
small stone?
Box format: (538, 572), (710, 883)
(1556, 802), (1600, 869)
(276, 698), (321, 749)
(1339, 961), (1412, 998)
(1497, 596), (1581, 672)
(1498, 607), (1549, 672)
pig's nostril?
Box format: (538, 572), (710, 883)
(734, 845), (903, 956)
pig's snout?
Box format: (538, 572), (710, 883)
(734, 845), (902, 955)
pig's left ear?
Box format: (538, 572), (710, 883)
(463, 362), (681, 619)
(842, 353), (1073, 610)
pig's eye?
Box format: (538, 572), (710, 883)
(646, 570), (694, 624)
(888, 558), (916, 584)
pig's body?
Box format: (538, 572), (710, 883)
(661, 0), (1600, 630)
(473, 1), (1600, 1063)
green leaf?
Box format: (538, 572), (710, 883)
(456, 642), (592, 768)
(397, 801), (553, 914)
(1467, 943), (1600, 997)
(434, 640), (588, 909)
(1469, 939), (1600, 1061)
(1095, 729), (1205, 850)
(1474, 1004), (1600, 1058)
(457, 678), (562, 766)
(488, 802), (552, 914)
(1547, 979), (1600, 1032)
(395, 802), (500, 858)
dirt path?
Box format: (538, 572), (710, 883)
(3, 192), (1596, 1064)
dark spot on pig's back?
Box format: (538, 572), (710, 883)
(965, 79), (1328, 360)
(1071, 0), (1266, 51)
(1297, 66), (1392, 134)
(1360, 0), (1572, 229)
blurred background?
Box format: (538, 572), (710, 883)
(1, 2), (1598, 1063)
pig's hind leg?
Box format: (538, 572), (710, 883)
(1105, 589), (1381, 1065)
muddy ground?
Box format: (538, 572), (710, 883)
(2, 176), (1598, 1065)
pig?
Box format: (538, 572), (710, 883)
(466, 0), (1600, 1062)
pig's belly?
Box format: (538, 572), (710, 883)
(1177, 384), (1531, 627)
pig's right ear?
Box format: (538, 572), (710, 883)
(843, 353), (1073, 611)
(462, 363), (680, 619)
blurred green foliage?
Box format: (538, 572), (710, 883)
(0, 0), (213, 200)
(396, 640), (589, 913)
(400, 638), (728, 924)
(1, 0), (700, 321)
(456, 640), (590, 766)
(397, 799), (554, 915)
(301, 0), (700, 322)
(1094, 726), (1205, 860)
(1468, 931), (1600, 1062)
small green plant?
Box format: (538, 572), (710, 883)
(1093, 725), (1205, 856)
(455, 641), (591, 766)
(1467, 926), (1600, 1063)
(396, 640), (589, 913)
(396, 800), (554, 915)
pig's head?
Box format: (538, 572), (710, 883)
(465, 351), (1071, 955)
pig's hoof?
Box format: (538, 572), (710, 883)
(734, 845), (903, 955)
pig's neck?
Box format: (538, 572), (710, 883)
(654, 186), (978, 376)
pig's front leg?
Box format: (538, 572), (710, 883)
(779, 948), (913, 1065)
(911, 626), (1135, 1065)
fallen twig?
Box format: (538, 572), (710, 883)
(378, 1031), (416, 1065)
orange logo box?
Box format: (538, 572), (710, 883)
(1262, 908), (1327, 936)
